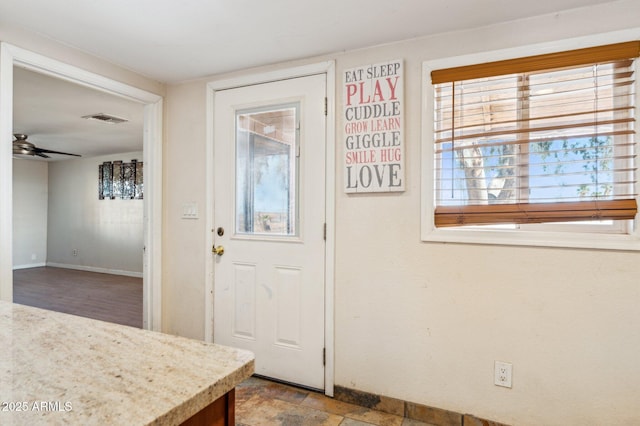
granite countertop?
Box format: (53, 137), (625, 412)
(0, 301), (254, 425)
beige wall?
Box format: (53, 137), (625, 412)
(163, 2), (640, 425)
(2, 1), (639, 425)
(0, 22), (164, 96)
(162, 81), (208, 338)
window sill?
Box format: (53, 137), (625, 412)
(422, 226), (640, 251)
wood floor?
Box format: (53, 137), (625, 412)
(13, 267), (142, 328)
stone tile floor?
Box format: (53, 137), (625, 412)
(236, 376), (434, 426)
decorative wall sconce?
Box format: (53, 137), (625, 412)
(98, 159), (143, 199)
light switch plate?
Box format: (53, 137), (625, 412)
(182, 202), (199, 219)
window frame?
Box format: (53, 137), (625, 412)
(421, 37), (640, 251)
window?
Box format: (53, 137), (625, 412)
(236, 104), (299, 236)
(423, 41), (640, 250)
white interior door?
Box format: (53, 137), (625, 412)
(213, 74), (326, 390)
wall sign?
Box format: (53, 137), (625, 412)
(343, 59), (404, 193)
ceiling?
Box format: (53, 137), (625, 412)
(0, 0), (617, 83)
(3, 0), (618, 161)
(13, 67), (144, 161)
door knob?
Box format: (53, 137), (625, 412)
(212, 245), (225, 256)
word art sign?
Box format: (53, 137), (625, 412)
(343, 59), (404, 193)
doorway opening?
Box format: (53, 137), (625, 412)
(12, 66), (145, 327)
(0, 43), (163, 331)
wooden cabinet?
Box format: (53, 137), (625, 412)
(182, 389), (235, 426)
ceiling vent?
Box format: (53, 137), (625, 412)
(82, 113), (128, 124)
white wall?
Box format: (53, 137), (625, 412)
(47, 152), (144, 276)
(163, 1), (640, 425)
(12, 159), (48, 268)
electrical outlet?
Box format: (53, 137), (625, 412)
(494, 361), (513, 388)
(72, 249), (78, 257)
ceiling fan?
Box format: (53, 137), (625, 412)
(12, 133), (81, 158)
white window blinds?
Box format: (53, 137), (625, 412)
(432, 42), (639, 227)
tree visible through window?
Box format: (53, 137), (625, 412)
(432, 42), (638, 228)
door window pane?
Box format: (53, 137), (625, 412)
(236, 104), (299, 236)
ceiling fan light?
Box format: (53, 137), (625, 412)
(12, 140), (34, 155)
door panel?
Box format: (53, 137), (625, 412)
(213, 74), (326, 390)
(232, 263), (256, 339)
(274, 266), (302, 347)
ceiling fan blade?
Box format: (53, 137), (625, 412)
(35, 152), (51, 159)
(34, 147), (81, 157)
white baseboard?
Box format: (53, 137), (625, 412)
(13, 262), (47, 270)
(45, 262), (143, 278)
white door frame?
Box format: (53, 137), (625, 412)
(0, 43), (163, 332)
(205, 61), (336, 396)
